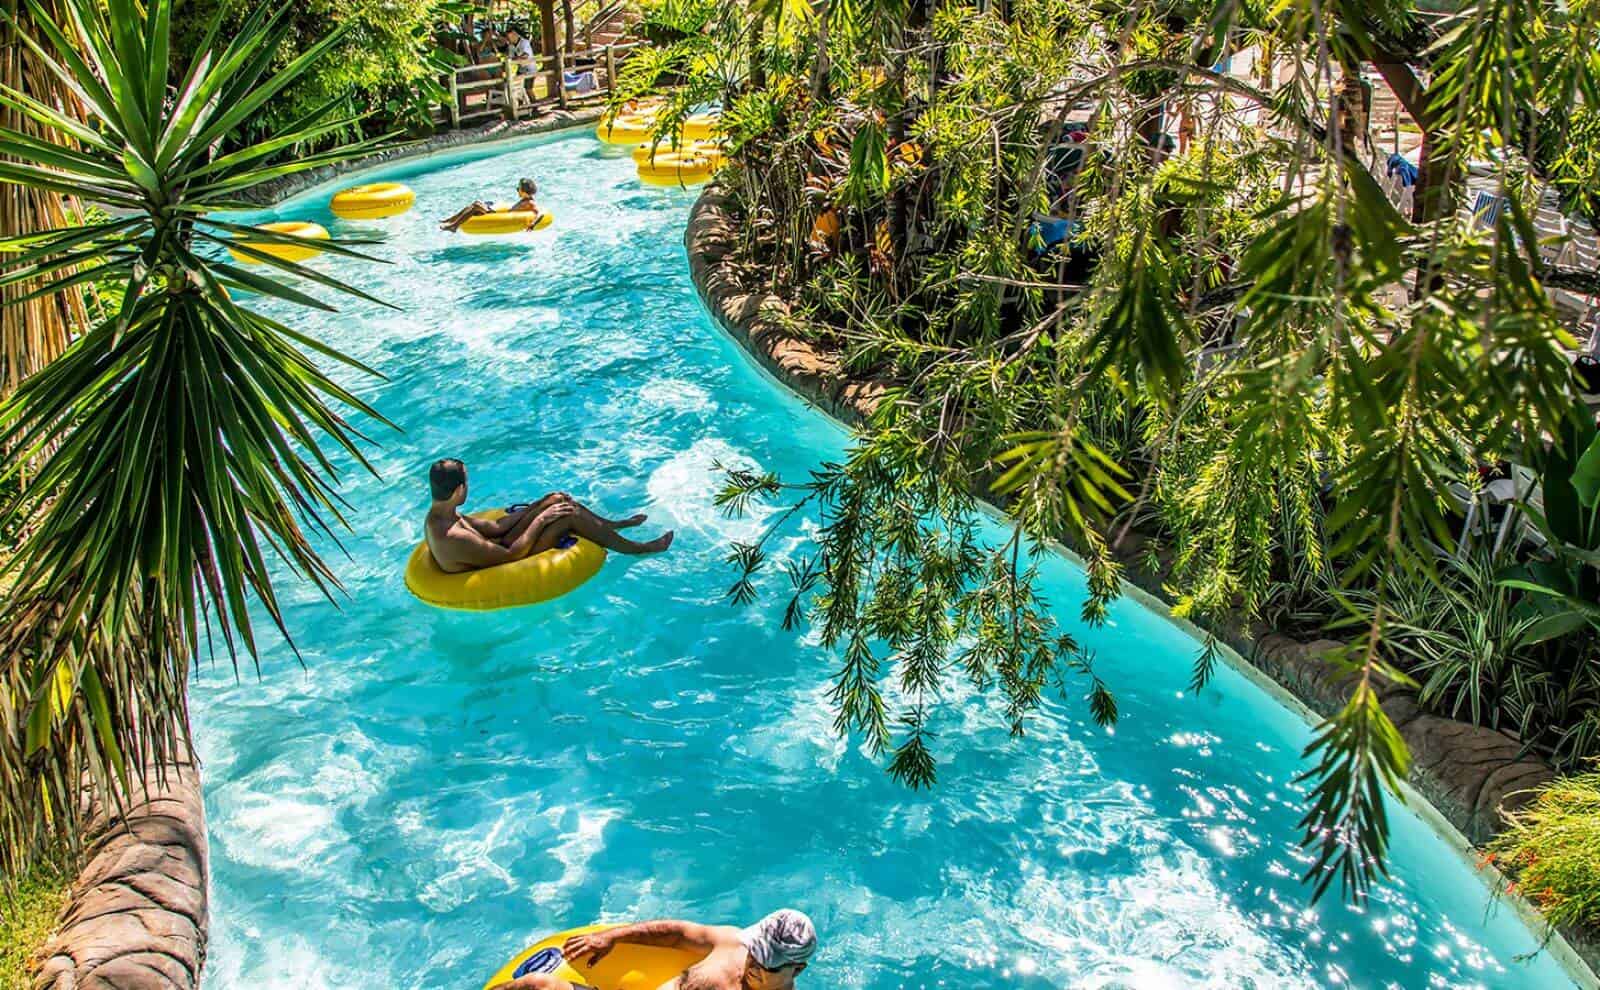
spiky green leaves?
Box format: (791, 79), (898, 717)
(0, 0), (394, 876)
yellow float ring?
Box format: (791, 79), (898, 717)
(227, 221), (329, 264)
(680, 113), (722, 142)
(458, 210), (554, 235)
(484, 923), (704, 990)
(330, 182), (415, 220)
(637, 151), (718, 188)
(404, 510), (605, 610)
(596, 111), (658, 145)
(632, 140), (724, 165)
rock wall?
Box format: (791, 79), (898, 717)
(685, 188), (886, 424)
(1251, 634), (1554, 843)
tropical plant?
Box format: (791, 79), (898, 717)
(1359, 541), (1600, 770)
(170, 0), (465, 149)
(1488, 768), (1600, 932)
(1506, 417), (1600, 639)
(0, 0), (390, 878)
(635, 0), (1600, 902)
(0, 0), (85, 395)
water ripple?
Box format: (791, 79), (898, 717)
(191, 132), (1573, 989)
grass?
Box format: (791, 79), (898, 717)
(0, 853), (70, 990)
(1488, 770), (1600, 932)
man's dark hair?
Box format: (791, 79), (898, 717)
(429, 458), (466, 501)
(518, 176), (537, 196)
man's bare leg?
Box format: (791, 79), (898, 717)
(530, 512), (672, 555)
(440, 201), (491, 231)
(525, 493), (646, 532)
(570, 501), (646, 530)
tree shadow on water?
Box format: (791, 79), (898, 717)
(421, 242), (534, 267)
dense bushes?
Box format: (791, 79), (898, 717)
(171, 0), (458, 147)
(625, 0), (1600, 897)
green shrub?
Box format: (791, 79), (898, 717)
(171, 0), (458, 148)
(1489, 770), (1600, 931)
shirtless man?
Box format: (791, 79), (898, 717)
(424, 458), (672, 573)
(491, 910), (817, 990)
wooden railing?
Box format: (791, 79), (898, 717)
(444, 40), (644, 128)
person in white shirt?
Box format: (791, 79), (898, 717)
(503, 23), (538, 100)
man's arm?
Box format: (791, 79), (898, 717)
(462, 507), (528, 539)
(436, 505), (567, 569)
(562, 920), (738, 967)
(464, 494), (568, 538)
(434, 525), (516, 570)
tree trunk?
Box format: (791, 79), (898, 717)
(537, 0), (560, 99)
(562, 0), (576, 53)
(1371, 58), (1460, 293)
(0, 0), (87, 397)
(887, 35), (913, 300)
(1369, 60), (1455, 223)
(809, 1), (831, 100)
(749, 18), (767, 91)
(32, 752), (209, 990)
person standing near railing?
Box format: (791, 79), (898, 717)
(504, 23), (539, 101)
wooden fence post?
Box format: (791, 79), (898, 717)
(503, 56), (519, 120)
(604, 44), (616, 95)
(554, 47), (568, 109)
(448, 69), (460, 129)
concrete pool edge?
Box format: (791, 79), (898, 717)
(683, 183), (1600, 989)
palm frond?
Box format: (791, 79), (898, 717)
(0, 0), (394, 879)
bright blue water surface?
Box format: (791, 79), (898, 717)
(192, 132), (1577, 989)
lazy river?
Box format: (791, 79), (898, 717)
(191, 130), (1580, 989)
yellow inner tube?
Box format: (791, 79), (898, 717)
(681, 112), (722, 142)
(459, 210), (554, 236)
(632, 140), (724, 165)
(637, 151), (719, 188)
(597, 111), (659, 145)
(484, 924), (704, 990)
(330, 182), (415, 220)
(404, 510), (605, 611)
(227, 221), (329, 264)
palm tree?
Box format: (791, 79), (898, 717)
(0, 0), (393, 877)
(0, 0), (84, 395)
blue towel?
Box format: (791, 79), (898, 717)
(1386, 153), (1418, 188)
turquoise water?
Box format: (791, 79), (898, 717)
(191, 132), (1577, 989)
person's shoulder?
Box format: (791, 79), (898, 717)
(426, 512), (465, 539)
